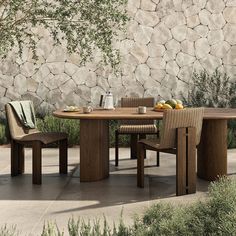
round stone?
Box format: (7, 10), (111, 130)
(187, 15), (200, 28)
(164, 12), (186, 29)
(130, 43), (149, 64)
(211, 41), (231, 58)
(200, 54), (222, 73)
(135, 64), (150, 85)
(171, 25), (188, 42)
(133, 25), (153, 45)
(181, 40), (195, 56)
(148, 44), (166, 57)
(151, 23), (172, 44)
(135, 9), (160, 27)
(224, 24), (236, 45)
(195, 38), (210, 59)
(223, 7), (236, 23)
(166, 60), (180, 76)
(176, 52), (196, 67)
(206, 0), (225, 13)
(208, 30), (224, 45)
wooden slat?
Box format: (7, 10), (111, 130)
(187, 127), (196, 194)
(176, 128), (187, 196)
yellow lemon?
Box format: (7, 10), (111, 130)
(155, 103), (163, 109)
(175, 104), (184, 109)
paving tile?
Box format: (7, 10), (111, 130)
(0, 146), (235, 235)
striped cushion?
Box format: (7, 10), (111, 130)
(118, 124), (158, 134)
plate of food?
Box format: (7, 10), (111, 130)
(153, 99), (184, 112)
(63, 105), (80, 112)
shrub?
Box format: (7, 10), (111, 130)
(182, 69), (236, 148)
(0, 123), (8, 145)
(0, 225), (18, 236)
(132, 177), (236, 236)
(182, 69), (236, 108)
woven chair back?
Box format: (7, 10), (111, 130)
(121, 97), (155, 125)
(159, 108), (204, 149)
(5, 103), (38, 140)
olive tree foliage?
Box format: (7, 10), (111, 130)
(0, 0), (129, 69)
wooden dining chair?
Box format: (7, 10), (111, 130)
(115, 97), (159, 166)
(137, 108), (204, 196)
(5, 101), (68, 185)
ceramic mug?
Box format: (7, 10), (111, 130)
(83, 106), (93, 114)
(137, 106), (146, 114)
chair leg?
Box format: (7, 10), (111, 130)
(156, 133), (160, 166)
(115, 130), (119, 166)
(18, 144), (25, 174)
(11, 140), (19, 176)
(130, 134), (138, 159)
(137, 143), (145, 188)
(59, 139), (68, 174)
(139, 134), (146, 159)
(32, 141), (42, 185)
(156, 152), (160, 167)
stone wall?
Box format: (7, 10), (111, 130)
(0, 0), (236, 116)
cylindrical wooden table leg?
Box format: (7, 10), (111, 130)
(80, 119), (109, 182)
(197, 119), (227, 181)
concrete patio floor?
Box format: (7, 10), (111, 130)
(0, 146), (236, 235)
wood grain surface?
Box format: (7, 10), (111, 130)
(53, 108), (236, 120)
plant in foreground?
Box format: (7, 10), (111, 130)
(41, 177), (236, 235)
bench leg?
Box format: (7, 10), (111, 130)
(32, 141), (42, 185)
(59, 139), (68, 174)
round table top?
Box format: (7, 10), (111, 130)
(53, 107), (236, 120)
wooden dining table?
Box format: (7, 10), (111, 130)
(53, 107), (236, 182)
